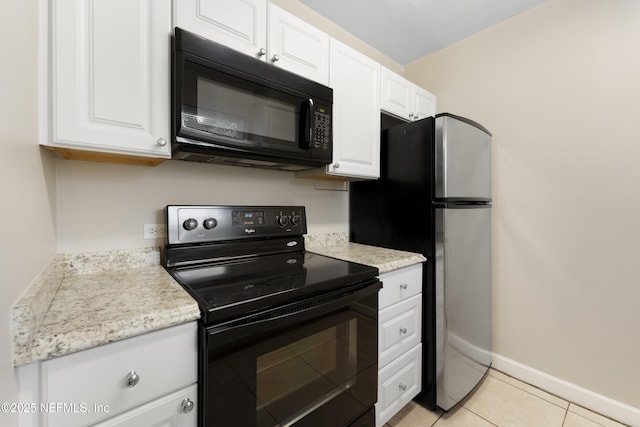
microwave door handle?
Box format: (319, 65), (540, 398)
(299, 98), (313, 149)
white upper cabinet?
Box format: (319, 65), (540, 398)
(412, 84), (437, 121)
(267, 4), (329, 85)
(173, 0), (267, 59)
(381, 67), (436, 122)
(173, 0), (329, 85)
(48, 0), (172, 164)
(380, 68), (413, 120)
(327, 38), (381, 179)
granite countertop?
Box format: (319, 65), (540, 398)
(12, 235), (422, 367)
(12, 248), (200, 367)
(305, 233), (426, 274)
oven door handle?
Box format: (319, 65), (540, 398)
(205, 279), (381, 350)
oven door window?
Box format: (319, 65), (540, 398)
(179, 61), (308, 156)
(203, 287), (378, 427)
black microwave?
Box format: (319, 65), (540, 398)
(172, 28), (333, 171)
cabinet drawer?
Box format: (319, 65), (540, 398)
(41, 322), (197, 427)
(376, 343), (422, 427)
(92, 384), (196, 427)
(379, 294), (421, 368)
(379, 264), (422, 309)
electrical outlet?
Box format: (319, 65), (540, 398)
(144, 224), (166, 239)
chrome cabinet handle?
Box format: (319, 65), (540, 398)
(400, 283), (408, 290)
(125, 371), (139, 387)
(157, 138), (167, 146)
(333, 163), (340, 169)
(399, 383), (407, 392)
(271, 54), (280, 62)
(414, 114), (419, 120)
(399, 327), (408, 334)
(409, 113), (414, 119)
(181, 398), (194, 413)
(258, 48), (267, 57)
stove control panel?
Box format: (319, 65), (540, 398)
(166, 205), (307, 245)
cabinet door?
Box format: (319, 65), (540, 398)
(380, 67), (412, 121)
(92, 385), (196, 427)
(379, 264), (422, 310)
(50, 0), (171, 159)
(376, 344), (422, 426)
(173, 0), (267, 59)
(379, 294), (422, 368)
(381, 67), (437, 122)
(412, 85), (436, 121)
(268, 4), (329, 85)
(328, 38), (380, 179)
(41, 322), (197, 427)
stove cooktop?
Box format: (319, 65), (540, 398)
(163, 205), (379, 325)
(168, 251), (379, 324)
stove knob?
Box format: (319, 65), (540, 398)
(290, 215), (301, 226)
(276, 215), (289, 227)
(183, 218), (198, 231)
(203, 218), (218, 230)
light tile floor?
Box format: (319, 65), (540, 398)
(385, 369), (629, 427)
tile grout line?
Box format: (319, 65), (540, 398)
(489, 369), (570, 410)
(488, 370), (628, 427)
(561, 407), (569, 426)
(462, 406), (500, 426)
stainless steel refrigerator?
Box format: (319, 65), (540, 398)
(349, 113), (492, 411)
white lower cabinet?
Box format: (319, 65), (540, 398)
(377, 344), (422, 425)
(377, 264), (423, 426)
(19, 322), (197, 427)
(379, 294), (421, 368)
(92, 385), (196, 427)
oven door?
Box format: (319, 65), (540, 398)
(200, 279), (380, 427)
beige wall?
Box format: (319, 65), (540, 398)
(55, 160), (349, 253)
(406, 0), (640, 409)
(0, 0), (57, 424)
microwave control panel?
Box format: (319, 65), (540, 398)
(313, 107), (331, 150)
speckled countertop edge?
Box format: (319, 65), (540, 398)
(12, 248), (200, 367)
(11, 254), (65, 366)
(305, 232), (426, 274)
(13, 236), (422, 366)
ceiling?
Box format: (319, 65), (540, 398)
(298, 0), (551, 65)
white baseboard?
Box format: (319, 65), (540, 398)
(491, 353), (640, 426)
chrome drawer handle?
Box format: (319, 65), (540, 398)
(181, 398), (194, 413)
(399, 327), (408, 334)
(125, 371), (139, 387)
(399, 383), (407, 392)
(400, 283), (408, 290)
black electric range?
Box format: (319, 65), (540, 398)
(163, 205), (381, 427)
